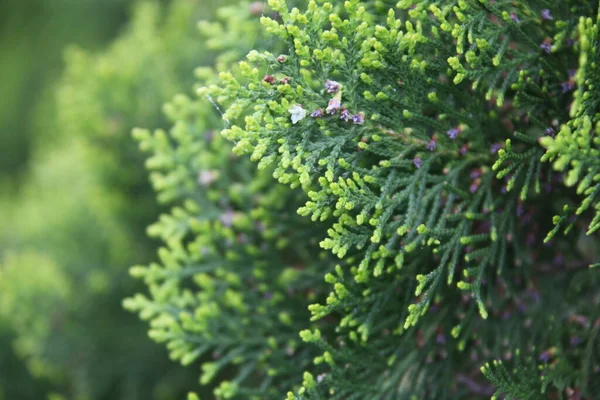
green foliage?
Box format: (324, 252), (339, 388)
(126, 3), (337, 398)
(126, 101), (332, 399)
(0, 141), (188, 400)
(53, 0), (216, 234)
(163, 0), (600, 398)
(0, 0), (134, 178)
(18, 0), (592, 398)
(540, 13), (600, 238)
(0, 0), (230, 398)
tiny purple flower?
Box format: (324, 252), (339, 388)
(470, 183), (479, 193)
(326, 98), (341, 114)
(340, 107), (351, 121)
(527, 289), (541, 302)
(351, 112), (365, 125)
(470, 170), (482, 179)
(527, 232), (536, 246)
(541, 9), (553, 21)
(552, 253), (565, 266)
(562, 81), (575, 93)
(510, 12), (520, 23)
(459, 145), (468, 156)
(427, 139), (437, 151)
(436, 333), (446, 344)
(491, 143), (502, 154)
(540, 42), (551, 54)
(325, 80), (341, 93)
(545, 127), (556, 137)
(447, 127), (460, 139)
(539, 351), (551, 363)
(568, 69), (577, 79)
(570, 336), (582, 346)
(311, 108), (324, 118)
(470, 350), (479, 362)
(413, 156), (422, 169)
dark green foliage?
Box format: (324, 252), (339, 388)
(153, 0), (600, 398)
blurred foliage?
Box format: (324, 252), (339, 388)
(51, 0), (220, 236)
(0, 0), (134, 179)
(0, 0), (233, 398)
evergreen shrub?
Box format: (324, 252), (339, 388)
(130, 0), (600, 398)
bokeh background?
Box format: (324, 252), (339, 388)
(0, 0), (232, 398)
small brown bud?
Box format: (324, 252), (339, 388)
(263, 75), (276, 84)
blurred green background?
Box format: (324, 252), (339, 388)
(0, 0), (134, 181)
(0, 0), (231, 398)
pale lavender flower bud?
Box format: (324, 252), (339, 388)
(541, 9), (553, 20)
(351, 112), (365, 125)
(340, 107), (351, 121)
(413, 156), (422, 169)
(447, 127), (460, 139)
(326, 98), (341, 114)
(325, 80), (341, 93)
(562, 81), (574, 93)
(311, 108), (324, 118)
(540, 42), (551, 54)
